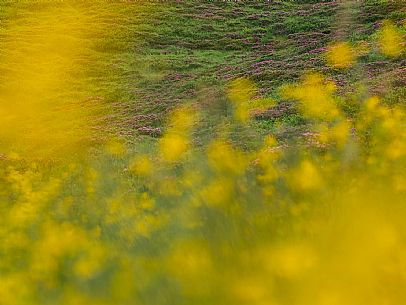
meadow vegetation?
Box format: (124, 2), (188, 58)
(0, 1), (405, 304)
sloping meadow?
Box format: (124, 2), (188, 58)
(0, 1), (406, 305)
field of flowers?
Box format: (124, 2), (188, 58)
(0, 1), (405, 305)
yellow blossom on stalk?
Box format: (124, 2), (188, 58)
(227, 78), (274, 123)
(290, 160), (322, 191)
(30, 222), (89, 278)
(378, 20), (404, 57)
(318, 123), (330, 145)
(325, 42), (356, 69)
(159, 105), (197, 162)
(386, 139), (406, 160)
(232, 97), (276, 123)
(263, 134), (277, 148)
(135, 214), (167, 237)
(0, 4), (93, 158)
(319, 120), (350, 148)
(159, 133), (189, 162)
(256, 135), (280, 187)
(281, 73), (340, 121)
(0, 275), (33, 305)
(366, 96), (380, 112)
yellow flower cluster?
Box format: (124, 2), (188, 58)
(378, 20), (404, 57)
(159, 105), (197, 162)
(325, 42), (356, 69)
(3, 58), (406, 304)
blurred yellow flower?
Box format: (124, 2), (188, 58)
(325, 42), (356, 69)
(291, 160), (322, 191)
(159, 133), (189, 162)
(378, 20), (404, 57)
(281, 73), (340, 121)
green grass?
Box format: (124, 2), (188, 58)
(0, 0), (404, 149)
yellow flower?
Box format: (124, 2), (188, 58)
(325, 42), (356, 69)
(281, 73), (340, 121)
(159, 133), (189, 162)
(291, 160), (322, 191)
(378, 20), (404, 57)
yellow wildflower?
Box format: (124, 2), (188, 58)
(281, 73), (340, 120)
(325, 42), (356, 69)
(291, 160), (322, 191)
(159, 133), (189, 162)
(378, 20), (404, 57)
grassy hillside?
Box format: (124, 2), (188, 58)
(1, 0), (403, 151)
